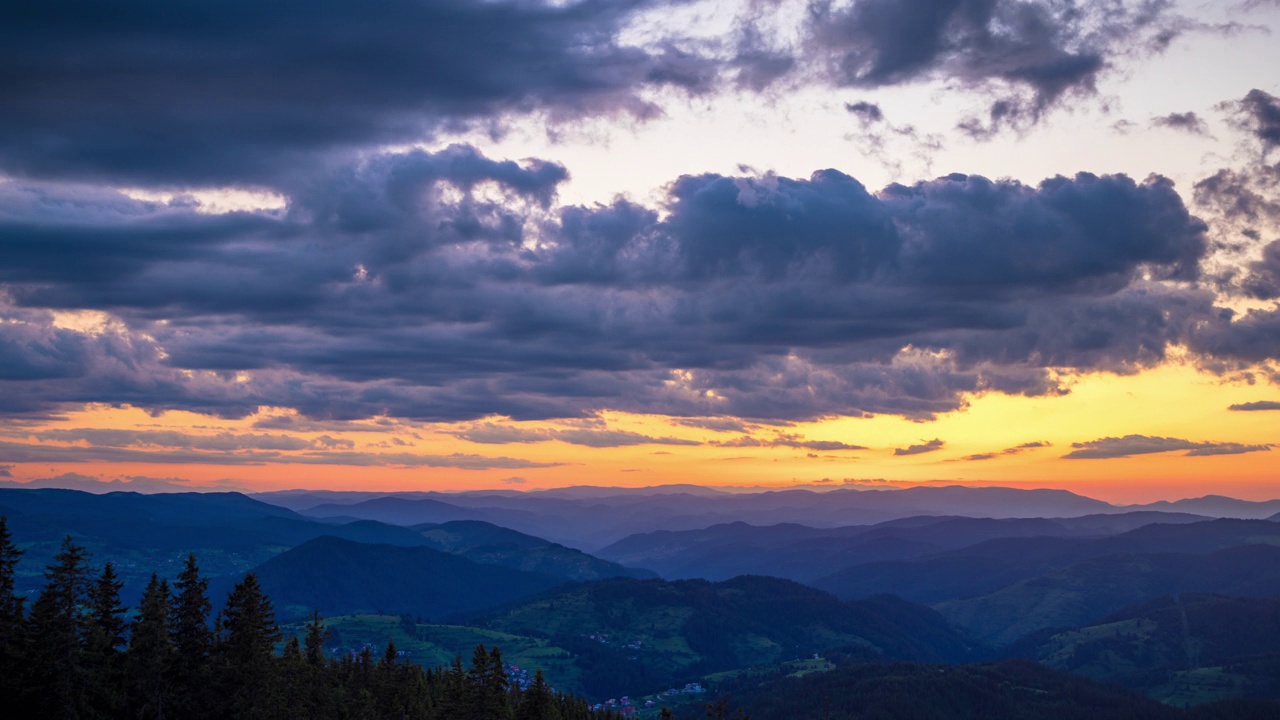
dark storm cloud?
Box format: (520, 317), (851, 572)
(1152, 112), (1212, 136)
(804, 0), (1180, 135)
(0, 146), (1238, 424)
(0, 0), (713, 186)
(894, 438), (945, 456)
(1064, 435), (1272, 459)
(1228, 400), (1280, 411)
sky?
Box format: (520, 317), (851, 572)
(2, 0), (1279, 503)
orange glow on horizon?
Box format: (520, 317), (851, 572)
(1, 363), (1276, 504)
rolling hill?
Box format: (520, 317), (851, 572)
(1007, 593), (1280, 706)
(250, 535), (568, 621)
(413, 520), (656, 581)
(937, 545), (1280, 645)
(477, 574), (983, 697)
(719, 658), (1280, 720)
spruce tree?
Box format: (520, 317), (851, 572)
(214, 573), (283, 719)
(169, 552), (213, 719)
(0, 516), (26, 703)
(128, 574), (175, 720)
(470, 644), (512, 720)
(170, 552), (213, 659)
(439, 654), (469, 720)
(87, 562), (127, 650)
(492, 645), (515, 719)
(516, 668), (562, 720)
(85, 562), (127, 716)
(303, 608), (329, 666)
(25, 535), (92, 718)
(218, 573), (281, 664)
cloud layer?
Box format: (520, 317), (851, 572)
(1, 144), (1231, 423)
(0, 0), (1211, 189)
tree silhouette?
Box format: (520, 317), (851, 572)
(0, 516), (26, 703)
(128, 574), (174, 720)
(25, 536), (92, 718)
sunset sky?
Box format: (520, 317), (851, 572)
(2, 0), (1279, 503)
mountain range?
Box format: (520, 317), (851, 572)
(4, 483), (1280, 710)
(256, 485), (1280, 551)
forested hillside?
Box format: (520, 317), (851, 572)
(0, 517), (621, 720)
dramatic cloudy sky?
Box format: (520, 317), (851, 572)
(2, 0), (1279, 501)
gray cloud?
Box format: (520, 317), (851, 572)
(0, 465), (11, 477)
(0, 438), (556, 470)
(1229, 400), (1280, 411)
(845, 101), (885, 124)
(1223, 89), (1280, 155)
(0, 472), (239, 493)
(844, 101), (945, 175)
(894, 438), (945, 456)
(452, 423), (699, 447)
(1064, 434), (1272, 459)
(714, 432), (866, 451)
(957, 440), (1050, 461)
(1152, 111), (1212, 136)
(672, 417), (756, 433)
(30, 428), (321, 452)
(1185, 442), (1274, 456)
(798, 0), (1192, 137)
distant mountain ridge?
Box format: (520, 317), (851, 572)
(597, 512), (1213, 582)
(257, 485), (1280, 552)
(814, 517), (1280, 603)
(271, 485), (1134, 550)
